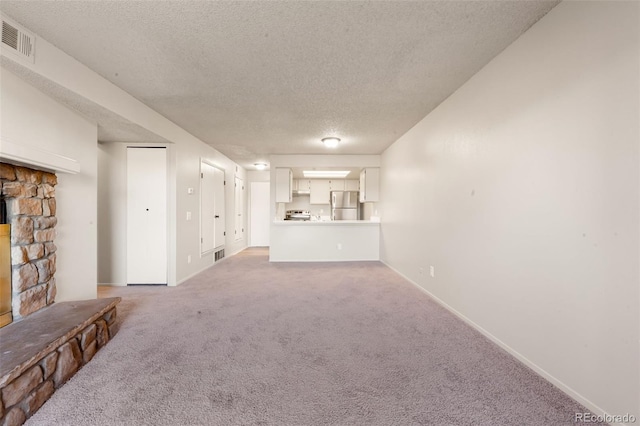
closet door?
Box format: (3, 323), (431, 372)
(127, 147), (167, 284)
(234, 176), (244, 241)
(201, 162), (215, 253)
(213, 167), (226, 248)
(201, 161), (226, 253)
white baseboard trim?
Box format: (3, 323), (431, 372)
(176, 246), (246, 285)
(380, 259), (622, 425)
(225, 246), (247, 258)
(176, 269), (204, 286)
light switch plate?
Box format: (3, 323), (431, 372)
(186, 211), (192, 221)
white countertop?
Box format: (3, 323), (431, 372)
(273, 220), (380, 225)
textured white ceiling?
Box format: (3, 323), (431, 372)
(0, 1), (559, 168)
(1, 57), (170, 145)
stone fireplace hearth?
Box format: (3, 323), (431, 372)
(0, 163), (58, 324)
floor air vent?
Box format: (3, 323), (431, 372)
(214, 249), (225, 262)
(1, 16), (35, 63)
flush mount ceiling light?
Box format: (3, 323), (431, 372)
(303, 170), (351, 178)
(254, 163), (267, 170)
(321, 137), (341, 148)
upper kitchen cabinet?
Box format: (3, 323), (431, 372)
(359, 168), (380, 202)
(345, 179), (360, 191)
(309, 179), (330, 204)
(328, 180), (345, 191)
(294, 179), (311, 194)
(275, 168), (293, 202)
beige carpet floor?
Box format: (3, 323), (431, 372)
(26, 248), (601, 425)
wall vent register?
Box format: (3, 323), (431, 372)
(1, 16), (35, 63)
(214, 249), (225, 262)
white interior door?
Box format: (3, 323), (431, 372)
(250, 181), (270, 246)
(200, 162), (216, 254)
(213, 167), (225, 248)
(127, 147), (167, 284)
(235, 176), (244, 241)
(201, 161), (226, 253)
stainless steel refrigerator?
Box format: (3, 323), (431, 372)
(331, 191), (361, 220)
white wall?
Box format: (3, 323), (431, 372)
(1, 68), (98, 301)
(175, 140), (246, 284)
(247, 170), (270, 246)
(97, 140), (246, 286)
(380, 1), (638, 420)
(0, 20), (250, 288)
(97, 142), (177, 286)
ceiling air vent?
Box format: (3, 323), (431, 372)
(1, 16), (35, 63)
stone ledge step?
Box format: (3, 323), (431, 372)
(0, 297), (121, 388)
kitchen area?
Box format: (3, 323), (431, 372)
(269, 155), (381, 262)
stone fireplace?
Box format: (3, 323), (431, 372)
(0, 163), (58, 325)
(0, 161), (121, 426)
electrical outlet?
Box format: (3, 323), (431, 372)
(337, 243), (342, 250)
(187, 255), (192, 264)
(430, 266), (435, 278)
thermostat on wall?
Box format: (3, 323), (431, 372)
(187, 187), (194, 194)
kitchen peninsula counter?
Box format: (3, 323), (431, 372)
(270, 220), (380, 262)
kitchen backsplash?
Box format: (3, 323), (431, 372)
(287, 195), (329, 217)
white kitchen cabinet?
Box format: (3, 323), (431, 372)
(309, 179), (331, 204)
(359, 168), (380, 202)
(329, 180), (345, 191)
(275, 168), (293, 202)
(295, 179), (311, 193)
(345, 179), (360, 191)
